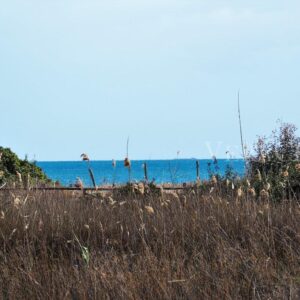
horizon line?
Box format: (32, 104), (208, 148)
(36, 157), (244, 163)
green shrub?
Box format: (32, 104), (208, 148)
(248, 122), (300, 200)
(0, 147), (48, 185)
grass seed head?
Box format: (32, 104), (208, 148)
(75, 177), (83, 188)
(260, 189), (269, 199)
(81, 153), (90, 161)
(237, 187), (243, 198)
(211, 176), (217, 184)
(124, 157), (131, 168)
(137, 183), (145, 195)
(14, 197), (21, 208)
(256, 169), (262, 182)
(16, 171), (22, 183)
(282, 170), (289, 178)
(108, 197), (116, 206)
(145, 206), (154, 215)
(259, 154), (266, 164)
(248, 188), (256, 197)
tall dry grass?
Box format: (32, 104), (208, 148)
(0, 189), (300, 299)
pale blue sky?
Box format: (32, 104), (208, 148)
(0, 0), (299, 161)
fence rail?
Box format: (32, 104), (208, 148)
(0, 186), (188, 192)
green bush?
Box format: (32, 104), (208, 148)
(248, 122), (300, 200)
(0, 147), (48, 185)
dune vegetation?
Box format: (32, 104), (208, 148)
(1, 187), (300, 299)
(0, 122), (299, 299)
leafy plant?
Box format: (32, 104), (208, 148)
(248, 122), (300, 200)
(0, 147), (48, 185)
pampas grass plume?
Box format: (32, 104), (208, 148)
(145, 206), (154, 215)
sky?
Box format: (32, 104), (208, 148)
(0, 0), (299, 161)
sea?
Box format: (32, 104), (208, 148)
(37, 159), (245, 187)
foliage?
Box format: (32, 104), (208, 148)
(248, 122), (300, 200)
(0, 146), (48, 184)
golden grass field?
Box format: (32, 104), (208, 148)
(1, 186), (300, 299)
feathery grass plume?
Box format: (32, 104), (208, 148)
(282, 170), (289, 178)
(248, 187), (256, 197)
(259, 154), (266, 164)
(246, 179), (251, 187)
(211, 175), (217, 184)
(226, 179), (230, 187)
(16, 171), (22, 184)
(38, 219), (44, 232)
(0, 171), (4, 179)
(237, 187), (243, 198)
(256, 169), (262, 182)
(258, 210), (264, 216)
(13, 197), (21, 209)
(158, 185), (164, 197)
(260, 189), (269, 199)
(0, 210), (4, 219)
(26, 173), (31, 190)
(81, 153), (90, 161)
(75, 177), (83, 189)
(108, 196), (116, 206)
(169, 191), (180, 201)
(80, 153), (97, 188)
(124, 157), (131, 168)
(265, 182), (271, 191)
(295, 163), (300, 171)
(137, 183), (145, 195)
(145, 205), (154, 215)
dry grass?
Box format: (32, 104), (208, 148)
(1, 189), (300, 299)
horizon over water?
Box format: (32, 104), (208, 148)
(37, 159), (245, 187)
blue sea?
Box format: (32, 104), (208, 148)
(37, 159), (245, 187)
